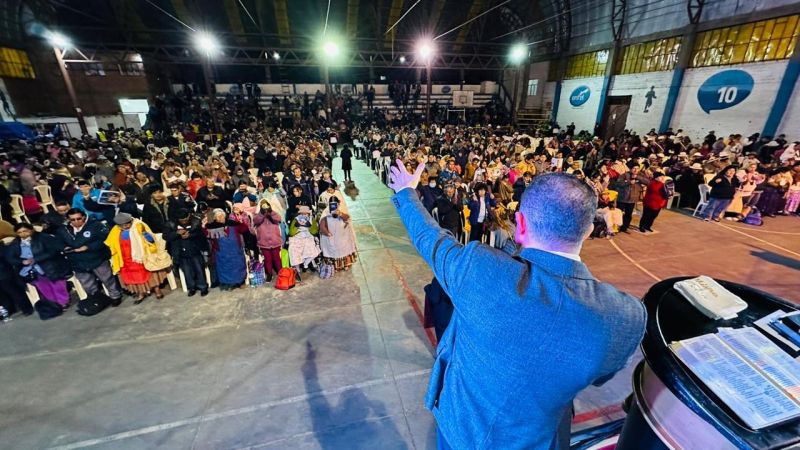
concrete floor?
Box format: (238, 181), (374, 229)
(1, 159), (798, 449)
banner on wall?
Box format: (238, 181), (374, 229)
(697, 70), (754, 114)
(569, 85), (591, 107)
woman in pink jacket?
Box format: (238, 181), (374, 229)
(253, 199), (284, 282)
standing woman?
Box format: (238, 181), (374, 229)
(340, 144), (353, 182)
(6, 222), (72, 309)
(105, 213), (171, 304)
(639, 172), (669, 233)
(253, 199), (284, 282)
(319, 201), (358, 272)
(205, 208), (249, 291)
(701, 165), (740, 221)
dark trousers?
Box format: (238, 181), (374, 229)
(619, 202), (636, 231)
(639, 207), (661, 231)
(0, 277), (33, 315)
(469, 222), (486, 243)
(181, 257), (208, 291)
(343, 169), (352, 181)
(260, 247), (282, 276)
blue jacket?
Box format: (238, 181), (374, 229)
(467, 195), (497, 226)
(392, 188), (646, 450)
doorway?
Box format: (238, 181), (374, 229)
(602, 95), (632, 140)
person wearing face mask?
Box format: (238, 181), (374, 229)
(287, 205), (321, 276)
(319, 200), (357, 272)
(418, 177), (443, 213)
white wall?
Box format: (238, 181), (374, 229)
(670, 61), (786, 141)
(542, 81), (557, 113)
(524, 62), (551, 110)
(776, 74), (800, 140)
(555, 77), (605, 133)
(609, 71), (673, 134)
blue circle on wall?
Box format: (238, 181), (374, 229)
(569, 85), (591, 107)
(441, 86), (452, 94)
(697, 70), (754, 114)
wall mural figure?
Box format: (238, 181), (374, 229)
(644, 86), (657, 113)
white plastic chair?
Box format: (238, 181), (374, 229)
(69, 275), (88, 300)
(34, 185), (55, 212)
(693, 184), (711, 217)
(9, 194), (29, 223)
(178, 266), (213, 293)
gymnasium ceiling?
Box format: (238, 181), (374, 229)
(23, 0), (563, 57)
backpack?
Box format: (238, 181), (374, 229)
(319, 262), (334, 280)
(275, 267), (297, 290)
(35, 300), (63, 320)
(590, 220), (608, 239)
(743, 207), (763, 226)
(77, 292), (112, 316)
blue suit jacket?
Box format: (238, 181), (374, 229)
(392, 188), (646, 450)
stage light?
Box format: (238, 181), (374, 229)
(323, 41), (340, 59)
(417, 40), (435, 63)
(194, 32), (220, 57)
(47, 32), (71, 49)
(509, 44), (528, 64)
(399, 55), (406, 64)
(272, 51), (280, 60)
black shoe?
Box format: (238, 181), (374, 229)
(187, 290), (197, 297)
(210, 282), (220, 288)
(301, 266), (308, 273)
(265, 273), (273, 283)
(111, 298), (122, 307)
(200, 290), (209, 297)
(309, 265), (317, 273)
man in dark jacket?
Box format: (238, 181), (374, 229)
(613, 165), (650, 233)
(164, 210), (209, 296)
(168, 182), (196, 212)
(0, 244), (33, 316)
(435, 184), (463, 240)
(142, 187), (173, 234)
(57, 208), (123, 305)
(513, 172), (533, 202)
(196, 177), (230, 212)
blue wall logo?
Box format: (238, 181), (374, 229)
(441, 86), (452, 94)
(569, 86), (591, 107)
(697, 70), (754, 113)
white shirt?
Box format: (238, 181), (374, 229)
(477, 196), (486, 223)
(544, 249), (582, 262)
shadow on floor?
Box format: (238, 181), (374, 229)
(302, 341), (408, 449)
(344, 181), (360, 201)
(750, 249), (800, 271)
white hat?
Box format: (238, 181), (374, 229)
(765, 141), (780, 147)
(690, 163), (702, 170)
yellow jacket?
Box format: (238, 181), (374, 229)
(104, 220), (157, 274)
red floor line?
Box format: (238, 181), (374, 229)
(392, 265), (438, 348)
(572, 404), (624, 424)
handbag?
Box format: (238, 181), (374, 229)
(144, 235), (173, 272)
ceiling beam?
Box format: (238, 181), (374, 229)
(346, 0), (360, 38)
(273, 0), (292, 45)
(453, 0), (486, 52)
(169, 0), (193, 27)
(429, 0), (447, 33)
(223, 0), (247, 43)
(384, 0), (405, 49)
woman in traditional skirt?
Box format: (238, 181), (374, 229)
(319, 200), (357, 271)
(6, 222), (72, 309)
(205, 208), (249, 291)
(105, 213), (171, 304)
(287, 205), (321, 274)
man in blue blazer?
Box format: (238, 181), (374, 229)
(389, 160), (646, 450)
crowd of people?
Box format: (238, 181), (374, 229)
(1, 87), (798, 322)
(0, 123), (361, 320)
(354, 124), (800, 245)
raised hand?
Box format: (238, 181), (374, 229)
(389, 159), (425, 193)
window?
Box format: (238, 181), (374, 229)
(527, 79), (539, 96)
(0, 47), (35, 79)
(691, 15), (800, 67)
(82, 62), (106, 76)
(119, 62), (144, 76)
(564, 50), (608, 79)
(618, 37), (682, 74)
